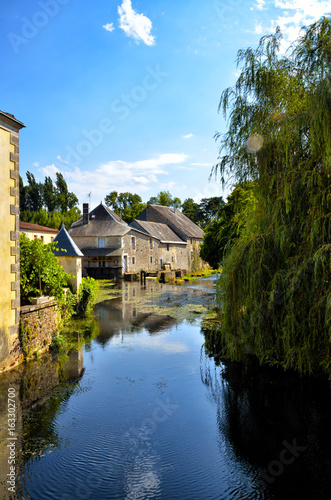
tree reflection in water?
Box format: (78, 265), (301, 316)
(200, 349), (331, 499)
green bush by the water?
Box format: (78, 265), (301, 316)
(77, 277), (99, 316)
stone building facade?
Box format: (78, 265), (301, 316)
(20, 221), (58, 244)
(52, 224), (83, 292)
(69, 202), (206, 279)
(134, 204), (205, 270)
(0, 111), (25, 373)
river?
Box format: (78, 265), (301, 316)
(1, 276), (331, 499)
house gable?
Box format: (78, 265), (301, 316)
(136, 205), (203, 241)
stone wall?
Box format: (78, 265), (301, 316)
(0, 115), (24, 374)
(123, 230), (160, 273)
(20, 301), (61, 359)
(58, 256), (82, 292)
(158, 242), (188, 270)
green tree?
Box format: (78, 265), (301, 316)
(199, 196), (225, 226)
(211, 17), (331, 375)
(200, 182), (256, 268)
(105, 191), (147, 223)
(25, 171), (43, 212)
(20, 233), (72, 303)
(181, 198), (201, 224)
(55, 172), (78, 212)
(19, 175), (28, 212)
(147, 191), (181, 208)
(42, 176), (56, 212)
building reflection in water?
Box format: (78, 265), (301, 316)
(0, 348), (84, 499)
(94, 281), (178, 346)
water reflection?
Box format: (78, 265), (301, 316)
(94, 281), (181, 345)
(201, 351), (331, 499)
(0, 350), (84, 500)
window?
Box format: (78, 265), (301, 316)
(34, 235), (37, 240)
(150, 257), (153, 264)
(167, 244), (170, 251)
(132, 257), (135, 264)
(171, 256), (174, 263)
(131, 237), (135, 249)
(98, 237), (105, 248)
(150, 238), (153, 249)
(40, 236), (44, 244)
(98, 257), (106, 267)
(51, 237), (54, 243)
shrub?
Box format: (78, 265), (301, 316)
(77, 277), (98, 316)
(20, 233), (72, 303)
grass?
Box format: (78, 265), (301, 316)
(176, 268), (220, 283)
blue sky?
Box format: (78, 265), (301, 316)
(1, 0), (330, 208)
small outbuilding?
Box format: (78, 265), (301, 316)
(52, 223), (83, 292)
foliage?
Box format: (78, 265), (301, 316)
(199, 197), (225, 225)
(77, 277), (99, 316)
(212, 17), (331, 375)
(20, 207), (81, 231)
(181, 198), (201, 224)
(20, 173), (80, 229)
(181, 196), (225, 227)
(147, 191), (181, 208)
(20, 233), (72, 303)
(200, 181), (256, 268)
(105, 191), (147, 223)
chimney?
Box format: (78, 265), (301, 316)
(83, 203), (89, 224)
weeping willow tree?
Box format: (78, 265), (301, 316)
(212, 17), (331, 375)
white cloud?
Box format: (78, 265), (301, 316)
(33, 162), (39, 167)
(39, 153), (188, 205)
(256, 0), (266, 10)
(255, 1), (331, 49)
(118, 0), (155, 46)
(182, 133), (194, 139)
(40, 164), (60, 177)
(252, 22), (264, 34)
(103, 22), (115, 32)
(56, 155), (69, 165)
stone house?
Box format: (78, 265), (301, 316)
(129, 219), (187, 271)
(0, 111), (25, 373)
(52, 223), (83, 292)
(134, 204), (205, 270)
(69, 203), (161, 279)
(20, 221), (58, 244)
(69, 202), (206, 279)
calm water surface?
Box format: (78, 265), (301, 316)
(1, 277), (331, 499)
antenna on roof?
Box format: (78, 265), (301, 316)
(87, 192), (92, 204)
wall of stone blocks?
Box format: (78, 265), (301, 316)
(20, 301), (61, 359)
(123, 230), (160, 273)
(0, 123), (22, 373)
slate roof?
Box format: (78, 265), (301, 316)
(130, 220), (186, 244)
(52, 224), (83, 257)
(20, 221), (58, 233)
(69, 203), (131, 238)
(140, 205), (204, 239)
